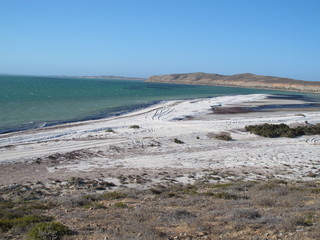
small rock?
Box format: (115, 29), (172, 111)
(198, 232), (208, 236)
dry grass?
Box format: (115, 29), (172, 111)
(1, 179), (320, 239)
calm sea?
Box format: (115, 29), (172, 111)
(0, 75), (319, 134)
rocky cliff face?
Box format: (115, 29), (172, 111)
(146, 73), (320, 93)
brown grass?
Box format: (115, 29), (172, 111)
(1, 180), (320, 239)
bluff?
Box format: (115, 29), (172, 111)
(146, 72), (320, 93)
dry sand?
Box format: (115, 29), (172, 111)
(0, 94), (319, 188)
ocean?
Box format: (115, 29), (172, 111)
(1, 74), (319, 134)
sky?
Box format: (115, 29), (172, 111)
(0, 0), (320, 81)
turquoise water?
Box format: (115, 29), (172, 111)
(0, 75), (319, 133)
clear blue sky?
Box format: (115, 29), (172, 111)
(1, 0), (319, 81)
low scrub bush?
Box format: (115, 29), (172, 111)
(0, 199), (14, 209)
(211, 183), (235, 189)
(102, 191), (127, 200)
(0, 215), (53, 232)
(245, 123), (320, 138)
(215, 132), (232, 141)
(129, 125), (140, 129)
(282, 213), (314, 230)
(293, 214), (313, 226)
(67, 195), (96, 207)
(83, 202), (105, 209)
(231, 208), (261, 220)
(204, 191), (241, 200)
(173, 138), (184, 144)
(105, 128), (115, 133)
(113, 202), (129, 208)
(27, 222), (70, 240)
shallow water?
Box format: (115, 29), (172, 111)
(0, 74), (318, 134)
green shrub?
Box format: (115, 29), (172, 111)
(211, 182), (235, 189)
(245, 123), (320, 138)
(173, 138), (184, 144)
(129, 125), (140, 129)
(83, 202), (105, 209)
(19, 202), (54, 211)
(0, 209), (25, 221)
(82, 194), (101, 202)
(310, 188), (320, 194)
(0, 199), (14, 209)
(215, 132), (232, 141)
(27, 222), (70, 240)
(175, 184), (198, 195)
(166, 192), (177, 198)
(113, 202), (129, 208)
(293, 214), (313, 226)
(105, 128), (115, 133)
(231, 208), (261, 219)
(0, 215), (53, 232)
(204, 191), (240, 200)
(102, 191), (127, 200)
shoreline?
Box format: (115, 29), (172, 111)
(0, 93), (316, 142)
(1, 92), (319, 136)
(0, 93), (320, 188)
(146, 81), (320, 94)
(0, 100), (164, 135)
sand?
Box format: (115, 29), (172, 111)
(0, 94), (319, 188)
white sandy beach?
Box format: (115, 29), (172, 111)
(0, 94), (319, 187)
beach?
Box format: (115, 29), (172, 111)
(1, 93), (320, 239)
(1, 93), (319, 187)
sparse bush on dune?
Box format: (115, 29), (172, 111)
(102, 191), (127, 200)
(105, 128), (115, 133)
(27, 222), (70, 240)
(214, 132), (232, 141)
(0, 214), (53, 233)
(113, 202), (129, 208)
(207, 132), (232, 141)
(173, 138), (184, 144)
(245, 123), (320, 138)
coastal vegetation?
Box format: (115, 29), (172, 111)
(174, 138), (184, 144)
(1, 178), (320, 239)
(206, 132), (232, 141)
(0, 197), (70, 240)
(129, 125), (140, 129)
(27, 222), (70, 240)
(245, 123), (320, 138)
(214, 132), (232, 141)
(105, 128), (115, 133)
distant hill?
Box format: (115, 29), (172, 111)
(76, 75), (145, 81)
(146, 72), (320, 93)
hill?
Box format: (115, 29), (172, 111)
(146, 72), (320, 93)
(75, 75), (145, 81)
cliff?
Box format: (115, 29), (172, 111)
(146, 72), (320, 93)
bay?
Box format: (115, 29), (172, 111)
(0, 74), (318, 134)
